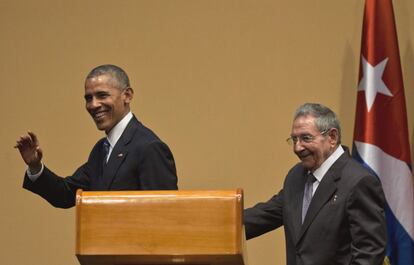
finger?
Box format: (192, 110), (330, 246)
(15, 138), (23, 147)
(28, 131), (39, 145)
(15, 141), (27, 152)
(14, 143), (25, 153)
(16, 135), (34, 150)
(20, 134), (31, 143)
(15, 137), (26, 148)
(18, 135), (31, 147)
(36, 146), (43, 160)
(14, 139), (24, 147)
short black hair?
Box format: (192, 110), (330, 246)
(86, 64), (130, 89)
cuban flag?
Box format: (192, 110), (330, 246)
(352, 0), (414, 264)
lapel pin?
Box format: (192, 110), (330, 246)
(333, 194), (338, 203)
(117, 153), (123, 158)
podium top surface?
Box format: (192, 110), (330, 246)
(77, 189), (243, 201)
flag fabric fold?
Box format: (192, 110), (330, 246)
(353, 0), (414, 264)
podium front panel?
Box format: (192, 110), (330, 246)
(75, 190), (246, 265)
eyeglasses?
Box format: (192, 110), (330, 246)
(286, 129), (330, 145)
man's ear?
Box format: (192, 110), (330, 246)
(123, 87), (134, 103)
(328, 128), (339, 146)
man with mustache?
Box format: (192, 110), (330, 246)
(244, 103), (386, 265)
(15, 64), (178, 208)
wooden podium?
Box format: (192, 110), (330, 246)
(75, 189), (247, 265)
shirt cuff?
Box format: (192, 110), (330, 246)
(26, 163), (44, 182)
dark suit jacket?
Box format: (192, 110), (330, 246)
(23, 116), (178, 208)
(244, 147), (386, 265)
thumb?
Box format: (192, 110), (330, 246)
(36, 146), (43, 162)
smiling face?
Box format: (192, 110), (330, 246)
(84, 74), (133, 134)
(291, 115), (338, 171)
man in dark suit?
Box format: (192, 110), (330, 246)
(15, 64), (177, 208)
(244, 103), (386, 265)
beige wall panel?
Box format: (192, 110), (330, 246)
(1, 1), (413, 265)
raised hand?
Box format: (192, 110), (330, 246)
(15, 131), (43, 174)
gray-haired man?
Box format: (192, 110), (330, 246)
(244, 103), (386, 265)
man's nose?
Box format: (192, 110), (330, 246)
(87, 98), (101, 110)
(294, 140), (305, 152)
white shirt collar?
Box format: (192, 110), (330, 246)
(312, 145), (345, 182)
(106, 111), (133, 148)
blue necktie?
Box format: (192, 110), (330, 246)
(302, 173), (316, 224)
(102, 138), (110, 164)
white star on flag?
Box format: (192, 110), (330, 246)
(358, 56), (393, 111)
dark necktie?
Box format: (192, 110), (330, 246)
(102, 138), (110, 164)
(302, 173), (316, 223)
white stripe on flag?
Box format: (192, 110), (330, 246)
(355, 141), (414, 240)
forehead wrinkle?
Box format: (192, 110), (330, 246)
(292, 116), (318, 135)
(85, 74), (122, 91)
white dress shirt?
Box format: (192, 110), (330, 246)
(309, 145), (344, 196)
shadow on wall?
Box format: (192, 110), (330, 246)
(403, 41), (414, 162)
(338, 41), (357, 146)
(399, 0), (414, 164)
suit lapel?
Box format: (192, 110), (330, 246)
(295, 150), (350, 245)
(102, 117), (138, 189)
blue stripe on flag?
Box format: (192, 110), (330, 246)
(384, 204), (414, 265)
